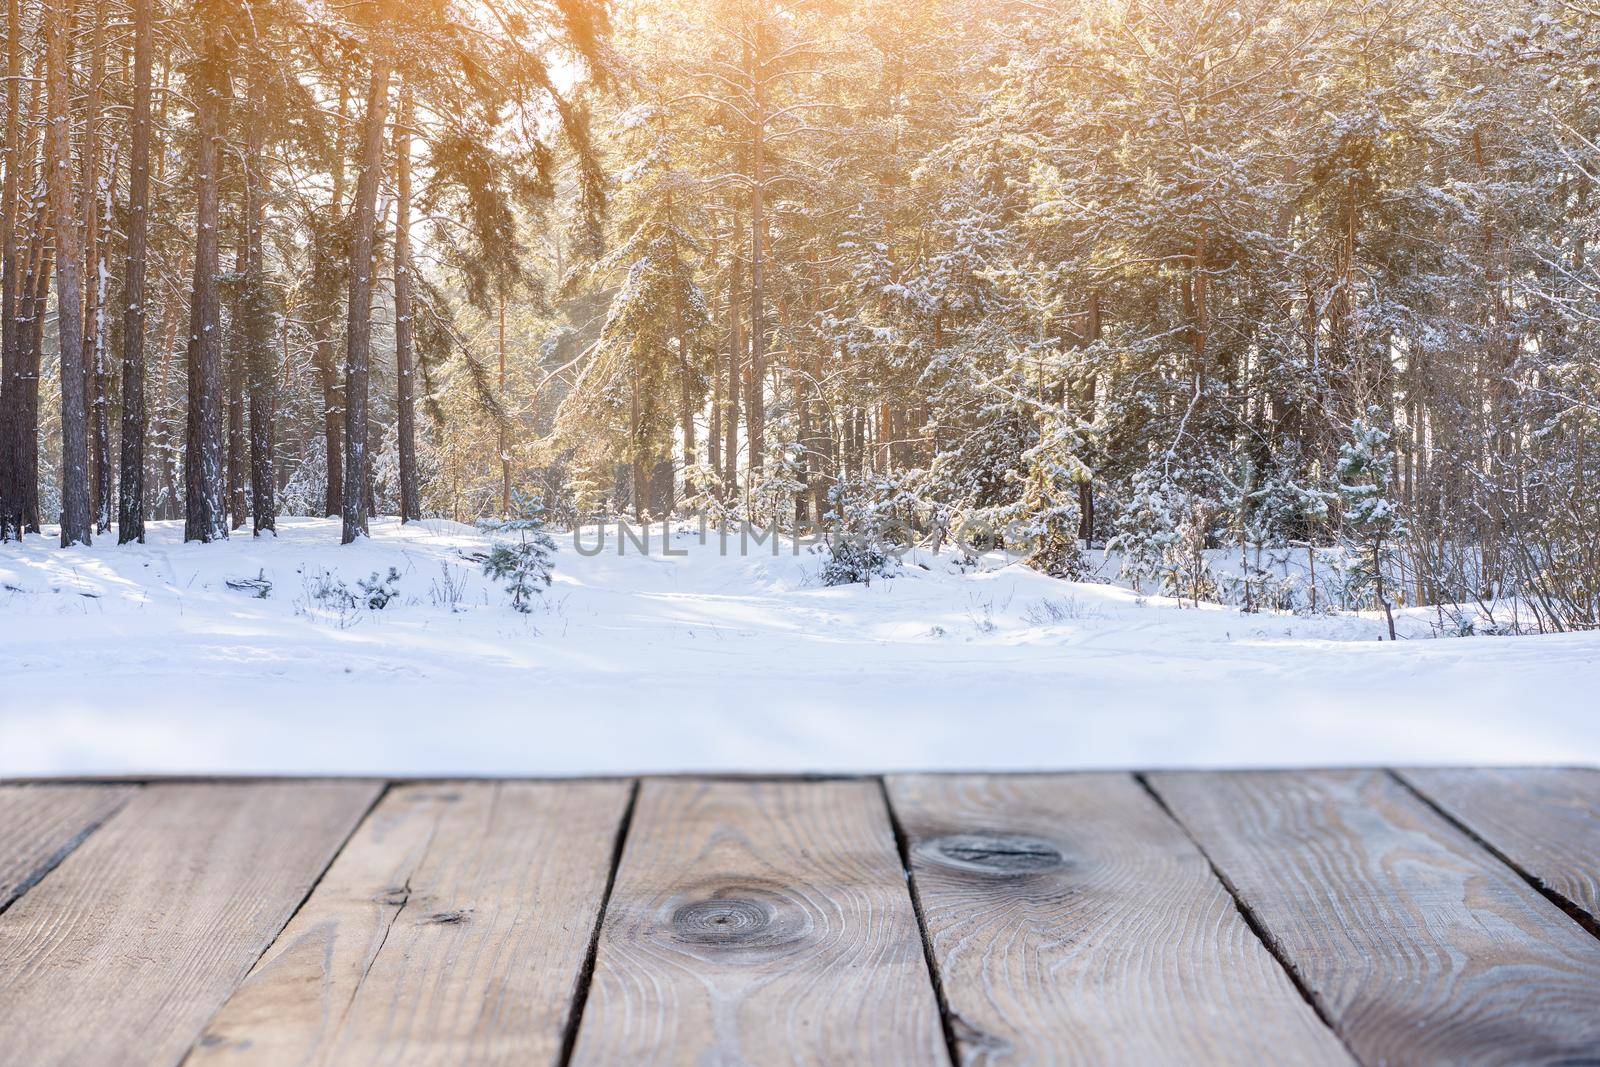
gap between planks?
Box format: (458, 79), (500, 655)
(1390, 768), (1600, 941)
(1132, 772), (1362, 1063)
(554, 779), (641, 1067)
(878, 777), (964, 1067)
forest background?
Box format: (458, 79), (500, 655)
(1, 0), (1597, 635)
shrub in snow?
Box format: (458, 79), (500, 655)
(1170, 500), (1219, 608)
(818, 480), (903, 586)
(477, 494), (557, 613)
(357, 568), (402, 610)
(819, 538), (899, 587)
(301, 568), (400, 614)
(306, 571), (355, 609)
(1108, 468), (1180, 594)
(680, 463), (738, 528)
(1337, 410), (1405, 639)
(429, 563), (469, 612)
(1108, 466), (1217, 606)
(749, 440), (807, 531)
(1013, 422), (1088, 580)
(565, 464), (612, 526)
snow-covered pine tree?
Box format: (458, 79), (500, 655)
(1218, 453), (1336, 612)
(553, 90), (710, 522)
(478, 492), (558, 614)
(1247, 454), (1335, 612)
(749, 437), (807, 532)
(1015, 415), (1088, 580)
(680, 463), (737, 529)
(1337, 410), (1405, 639)
(567, 463), (612, 527)
(1108, 468), (1180, 595)
(818, 478), (903, 586)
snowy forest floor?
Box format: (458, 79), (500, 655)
(2, 517), (1596, 776)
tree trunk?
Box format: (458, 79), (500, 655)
(628, 375), (644, 522)
(20, 224), (50, 531)
(498, 289), (510, 517)
(723, 209), (742, 489)
(0, 0), (27, 539)
(241, 64), (275, 535)
(227, 223), (247, 529)
(117, 0), (152, 542)
(747, 54), (766, 473)
(82, 0), (111, 533)
(183, 12), (229, 543)
(341, 55), (392, 543)
(676, 293), (694, 476)
(651, 458), (674, 517)
(317, 79), (349, 518)
(707, 232), (720, 478)
(48, 0), (91, 546)
(315, 323), (343, 515)
(393, 87), (419, 522)
(1077, 289), (1100, 544)
(708, 365), (721, 478)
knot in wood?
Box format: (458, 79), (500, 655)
(673, 898), (770, 944)
(926, 833), (1064, 875)
(669, 886), (812, 953)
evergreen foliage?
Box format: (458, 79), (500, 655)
(819, 480), (904, 587)
(1337, 411), (1405, 637)
(478, 493), (558, 613)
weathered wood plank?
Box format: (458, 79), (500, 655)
(1149, 769), (1600, 1065)
(571, 779), (948, 1066)
(0, 782), (379, 1067)
(188, 780), (633, 1067)
(887, 773), (1354, 1065)
(1400, 767), (1600, 929)
(0, 784), (134, 910)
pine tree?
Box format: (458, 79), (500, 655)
(478, 492), (557, 613)
(1015, 415), (1089, 580)
(1338, 410), (1405, 639)
(339, 25), (393, 544)
(46, 0), (91, 546)
(555, 88), (710, 521)
(183, 0), (232, 543)
(117, 0), (154, 543)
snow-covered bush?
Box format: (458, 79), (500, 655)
(1013, 420), (1088, 580)
(749, 440), (807, 531)
(1108, 468), (1180, 594)
(819, 538), (899, 587)
(680, 463), (738, 529)
(818, 480), (903, 586)
(1108, 467), (1216, 605)
(478, 494), (558, 613)
(1218, 455), (1333, 613)
(302, 567), (401, 615)
(1337, 411), (1405, 638)
(357, 568), (402, 610)
(565, 462), (612, 526)
(279, 440), (328, 518)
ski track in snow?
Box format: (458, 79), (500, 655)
(2, 516), (1596, 776)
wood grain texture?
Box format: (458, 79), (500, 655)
(1149, 769), (1600, 1066)
(1400, 767), (1600, 928)
(887, 774), (1353, 1066)
(570, 779), (948, 1066)
(0, 782), (379, 1067)
(188, 780), (633, 1067)
(0, 784), (134, 910)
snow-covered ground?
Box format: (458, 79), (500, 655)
(3, 517), (1596, 776)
